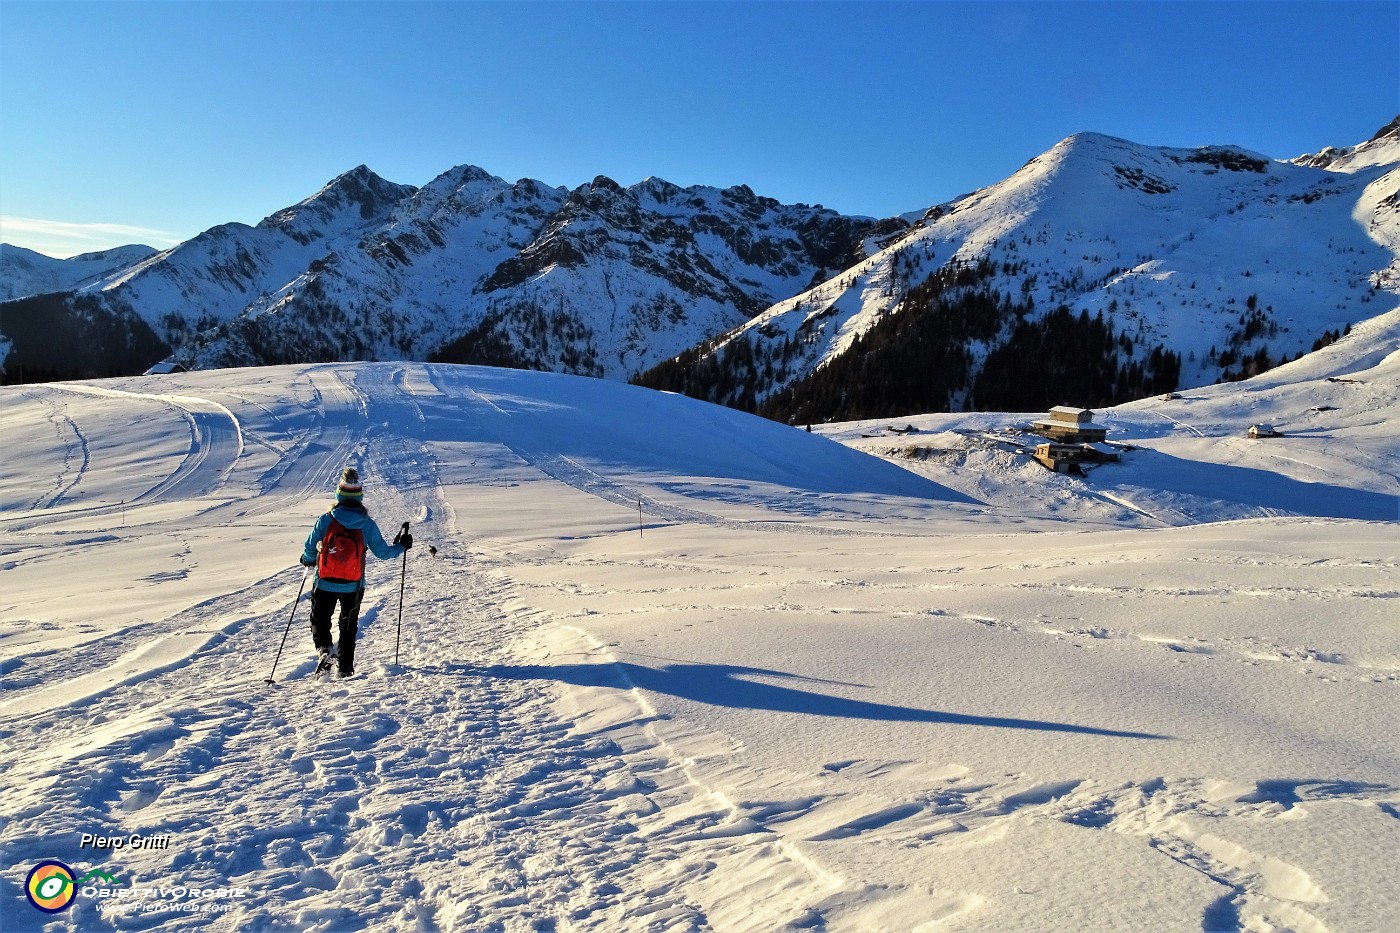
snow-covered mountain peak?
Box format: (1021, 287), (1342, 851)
(65, 243), (160, 265)
(633, 176), (685, 205)
(419, 163), (512, 199)
(1033, 132), (1275, 192)
(1292, 115), (1400, 172)
(638, 123), (1400, 422)
(586, 174), (627, 196)
(259, 165), (416, 244)
(397, 164), (522, 225)
(1048, 130), (1138, 155)
(718, 182), (777, 211)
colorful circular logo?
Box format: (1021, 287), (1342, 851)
(26, 860), (77, 913)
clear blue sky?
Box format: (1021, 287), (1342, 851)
(2, 1), (1396, 257)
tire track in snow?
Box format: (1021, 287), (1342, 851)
(232, 366), (370, 521)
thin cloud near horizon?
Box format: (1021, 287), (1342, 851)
(0, 216), (182, 258)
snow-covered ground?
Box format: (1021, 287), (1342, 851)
(1, 321), (1396, 930)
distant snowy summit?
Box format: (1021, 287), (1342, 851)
(3, 116), (1397, 423)
(637, 118), (1400, 421)
(0, 243), (158, 302)
(1292, 114), (1400, 172)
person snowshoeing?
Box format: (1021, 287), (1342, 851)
(299, 467), (411, 676)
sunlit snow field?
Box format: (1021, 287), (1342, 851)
(1, 311), (1397, 931)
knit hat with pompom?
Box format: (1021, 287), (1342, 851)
(336, 467), (363, 502)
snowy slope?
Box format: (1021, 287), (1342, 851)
(1, 336), (1396, 930)
(0, 244), (158, 302)
(822, 306), (1400, 529)
(659, 121), (1400, 415)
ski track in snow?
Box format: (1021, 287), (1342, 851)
(233, 366), (371, 520)
(46, 382), (245, 501)
(1142, 408), (1207, 439)
(2, 360), (1397, 932)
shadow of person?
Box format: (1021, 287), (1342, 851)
(473, 657), (1170, 741)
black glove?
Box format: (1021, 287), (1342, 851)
(300, 557), (315, 567)
(400, 533), (413, 550)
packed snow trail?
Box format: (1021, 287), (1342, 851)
(3, 535), (810, 930)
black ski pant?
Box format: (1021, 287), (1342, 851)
(309, 586), (363, 672)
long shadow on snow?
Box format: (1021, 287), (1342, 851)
(472, 660), (1170, 740)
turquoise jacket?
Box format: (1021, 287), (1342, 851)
(301, 502), (406, 593)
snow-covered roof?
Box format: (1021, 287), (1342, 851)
(1048, 406), (1095, 422)
(143, 360), (187, 375)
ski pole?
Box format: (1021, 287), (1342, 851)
(266, 565), (311, 684)
(393, 522), (410, 666)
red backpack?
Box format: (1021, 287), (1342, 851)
(318, 517), (366, 584)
